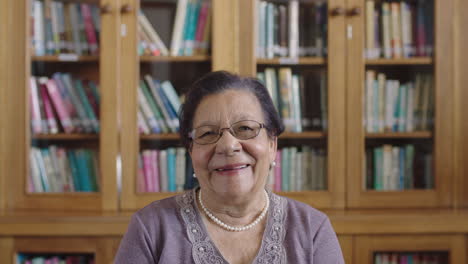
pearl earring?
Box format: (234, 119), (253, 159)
(271, 161), (277, 167)
(193, 173), (197, 178)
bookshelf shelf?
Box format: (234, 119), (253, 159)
(365, 132), (432, 139)
(256, 57), (326, 65)
(32, 134), (100, 141)
(365, 57), (433, 65)
(26, 192), (100, 197)
(31, 55), (99, 62)
(139, 55), (211, 63)
(279, 131), (326, 139)
(140, 133), (180, 140)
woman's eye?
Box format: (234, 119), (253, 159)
(199, 131), (217, 138)
(238, 126), (254, 131)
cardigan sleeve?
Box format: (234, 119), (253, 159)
(312, 217), (345, 264)
(114, 213), (157, 264)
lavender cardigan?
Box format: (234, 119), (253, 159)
(115, 189), (344, 263)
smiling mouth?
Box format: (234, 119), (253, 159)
(214, 164), (250, 172)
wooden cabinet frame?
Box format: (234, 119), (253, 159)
(355, 235), (466, 264)
(346, 0), (455, 209)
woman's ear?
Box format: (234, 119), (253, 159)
(268, 136), (278, 164)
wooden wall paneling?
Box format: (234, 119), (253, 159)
(99, 0), (121, 211)
(455, 0), (468, 208)
(0, 237), (14, 264)
(327, 0), (347, 209)
(237, 0), (255, 77)
(345, 0), (366, 208)
(338, 235), (353, 264)
(434, 0), (455, 208)
(212, 0), (238, 72)
(0, 0), (12, 210)
(119, 0), (139, 211)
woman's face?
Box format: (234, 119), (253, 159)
(189, 89), (277, 198)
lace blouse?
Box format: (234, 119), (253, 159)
(115, 189), (344, 264)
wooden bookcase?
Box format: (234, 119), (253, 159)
(0, 0), (467, 263)
(0, 237), (121, 264)
(355, 235), (466, 264)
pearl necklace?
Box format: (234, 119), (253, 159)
(198, 190), (269, 232)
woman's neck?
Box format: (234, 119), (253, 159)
(196, 188), (268, 226)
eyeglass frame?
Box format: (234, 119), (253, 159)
(188, 120), (266, 145)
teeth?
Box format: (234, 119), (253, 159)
(215, 165), (248, 171)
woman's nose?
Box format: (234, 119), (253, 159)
(215, 129), (241, 155)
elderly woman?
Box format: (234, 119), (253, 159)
(115, 71), (344, 263)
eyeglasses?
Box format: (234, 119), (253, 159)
(189, 120), (265, 145)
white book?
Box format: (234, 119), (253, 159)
(365, 0), (376, 58)
(382, 145), (392, 191)
(159, 150), (168, 192)
(291, 74), (302, 133)
(390, 2), (402, 58)
(257, 1), (267, 58)
(33, 0), (45, 56)
(29, 149), (43, 192)
(288, 0), (299, 58)
(382, 3), (392, 59)
(138, 110), (151, 134)
(171, 0), (188, 56)
(138, 86), (160, 133)
(160, 81), (182, 115)
(366, 70), (375, 132)
(266, 3), (275, 59)
(138, 11), (169, 56)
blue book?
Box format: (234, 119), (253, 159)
(399, 148), (406, 190)
(67, 151), (81, 191)
(75, 150), (92, 192)
(167, 148), (176, 191)
(181, 0), (193, 55)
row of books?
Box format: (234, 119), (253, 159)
(365, 0), (434, 59)
(365, 72), (433, 133)
(17, 254), (94, 264)
(365, 144), (433, 191)
(257, 0), (327, 58)
(374, 252), (446, 264)
(138, 75), (182, 134)
(139, 0), (211, 57)
(31, 0), (100, 56)
(30, 74), (100, 134)
(137, 148), (198, 193)
(29, 146), (99, 193)
(269, 146), (327, 192)
(257, 68), (327, 132)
